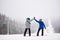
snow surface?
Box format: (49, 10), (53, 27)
(0, 33), (60, 40)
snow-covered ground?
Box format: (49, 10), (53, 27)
(0, 33), (60, 40)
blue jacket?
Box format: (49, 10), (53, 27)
(35, 19), (46, 29)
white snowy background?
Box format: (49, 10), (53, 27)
(0, 0), (60, 40)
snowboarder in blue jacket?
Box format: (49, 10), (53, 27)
(34, 17), (46, 36)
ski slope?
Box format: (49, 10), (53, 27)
(0, 33), (60, 40)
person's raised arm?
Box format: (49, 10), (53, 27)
(30, 17), (34, 22)
(34, 17), (39, 23)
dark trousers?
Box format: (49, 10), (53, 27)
(37, 28), (44, 36)
(24, 28), (31, 36)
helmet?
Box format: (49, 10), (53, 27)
(27, 18), (30, 20)
(39, 19), (42, 21)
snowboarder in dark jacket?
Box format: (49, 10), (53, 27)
(34, 17), (46, 36)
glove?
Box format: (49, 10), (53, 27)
(34, 17), (35, 19)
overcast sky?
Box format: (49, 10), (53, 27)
(0, 0), (60, 22)
(0, 0), (60, 33)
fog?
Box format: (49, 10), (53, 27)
(0, 0), (60, 34)
(0, 0), (60, 21)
